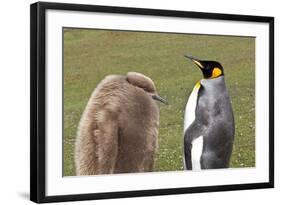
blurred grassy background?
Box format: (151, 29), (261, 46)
(63, 28), (255, 176)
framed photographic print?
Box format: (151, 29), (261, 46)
(30, 1), (274, 203)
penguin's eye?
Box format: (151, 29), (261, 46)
(142, 87), (154, 93)
(211, 67), (222, 78)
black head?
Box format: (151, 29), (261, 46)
(184, 55), (224, 79)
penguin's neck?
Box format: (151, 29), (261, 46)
(200, 76), (226, 91)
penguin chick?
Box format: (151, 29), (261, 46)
(75, 72), (167, 175)
(183, 55), (235, 170)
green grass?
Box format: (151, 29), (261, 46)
(63, 28), (255, 176)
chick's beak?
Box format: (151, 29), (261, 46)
(184, 55), (204, 69)
(152, 95), (168, 105)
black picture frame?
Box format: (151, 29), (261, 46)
(30, 1), (274, 203)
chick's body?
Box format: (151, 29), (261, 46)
(75, 74), (159, 175)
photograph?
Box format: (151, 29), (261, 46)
(0, 0), (278, 204)
(30, 2), (273, 202)
(63, 28), (255, 176)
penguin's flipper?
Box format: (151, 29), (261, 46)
(184, 121), (205, 170)
(94, 109), (119, 174)
(183, 134), (192, 170)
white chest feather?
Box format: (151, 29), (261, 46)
(191, 136), (203, 170)
(184, 83), (200, 132)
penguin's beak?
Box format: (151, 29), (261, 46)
(152, 95), (168, 105)
(184, 55), (205, 69)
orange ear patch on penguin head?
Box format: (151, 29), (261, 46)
(211, 67), (223, 78)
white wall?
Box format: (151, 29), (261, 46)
(0, 0), (279, 204)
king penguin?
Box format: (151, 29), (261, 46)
(75, 72), (167, 175)
(183, 55), (235, 170)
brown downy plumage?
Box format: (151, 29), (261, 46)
(75, 72), (167, 175)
